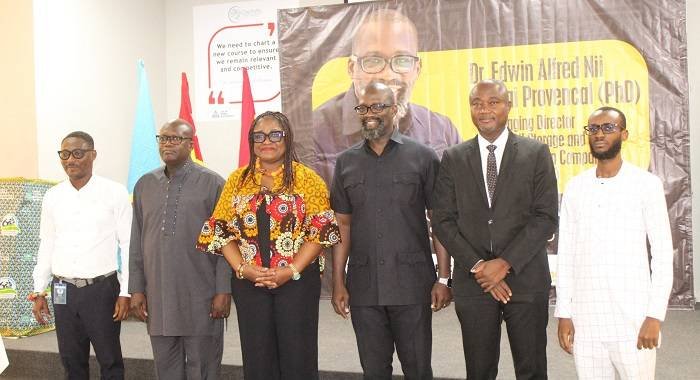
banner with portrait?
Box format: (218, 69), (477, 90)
(277, 0), (692, 308)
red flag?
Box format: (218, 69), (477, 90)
(239, 67), (256, 167)
(179, 72), (204, 163)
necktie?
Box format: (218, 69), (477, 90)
(486, 144), (497, 204)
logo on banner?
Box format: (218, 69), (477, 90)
(0, 277), (17, 299)
(0, 214), (19, 236)
(228, 6), (262, 23)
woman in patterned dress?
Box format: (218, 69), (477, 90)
(197, 111), (340, 380)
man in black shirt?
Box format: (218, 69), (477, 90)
(330, 82), (452, 379)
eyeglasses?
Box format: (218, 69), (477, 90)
(354, 103), (393, 115)
(583, 123), (624, 135)
(351, 54), (419, 74)
(252, 130), (285, 143)
(57, 149), (94, 160)
(155, 135), (192, 145)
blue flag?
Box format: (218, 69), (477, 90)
(127, 59), (161, 194)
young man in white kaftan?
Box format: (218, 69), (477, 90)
(555, 107), (673, 380)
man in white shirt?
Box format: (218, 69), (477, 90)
(30, 131), (132, 379)
(555, 107), (674, 379)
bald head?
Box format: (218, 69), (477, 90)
(359, 82), (396, 105)
(470, 79), (510, 103)
(161, 119), (194, 138)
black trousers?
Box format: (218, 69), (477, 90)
(52, 273), (124, 380)
(350, 304), (433, 380)
(454, 292), (549, 380)
(232, 263), (321, 380)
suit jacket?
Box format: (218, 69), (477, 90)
(432, 131), (558, 297)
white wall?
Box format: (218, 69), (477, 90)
(31, 0), (325, 184)
(1, 0), (38, 177)
(33, 0), (167, 182)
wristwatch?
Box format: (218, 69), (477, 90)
(289, 264), (301, 281)
(437, 277), (452, 288)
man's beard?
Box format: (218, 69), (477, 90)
(361, 117), (389, 140)
(589, 138), (622, 160)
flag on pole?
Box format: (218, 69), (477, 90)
(179, 72), (204, 165)
(239, 67), (256, 167)
(127, 59), (161, 194)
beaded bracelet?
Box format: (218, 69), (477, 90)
(236, 263), (247, 280)
(27, 292), (47, 302)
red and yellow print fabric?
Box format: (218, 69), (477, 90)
(197, 161), (339, 271)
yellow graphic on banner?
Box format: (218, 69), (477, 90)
(312, 40), (650, 192)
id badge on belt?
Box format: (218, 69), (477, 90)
(53, 281), (67, 304)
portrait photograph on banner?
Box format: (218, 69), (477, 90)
(277, 0), (692, 306)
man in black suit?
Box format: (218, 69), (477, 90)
(432, 79), (558, 379)
(331, 82), (452, 379)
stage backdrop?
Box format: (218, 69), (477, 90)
(277, 0), (692, 308)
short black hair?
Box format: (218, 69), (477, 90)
(62, 131), (94, 149)
(594, 106), (626, 129)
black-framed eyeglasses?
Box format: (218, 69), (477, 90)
(351, 54), (419, 74)
(583, 123), (624, 135)
(354, 103), (393, 115)
(155, 135), (192, 145)
(57, 149), (95, 160)
(252, 130), (285, 143)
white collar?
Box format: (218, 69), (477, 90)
(477, 128), (509, 150)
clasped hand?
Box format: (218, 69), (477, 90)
(474, 258), (510, 291)
(474, 258), (512, 303)
(241, 265), (293, 289)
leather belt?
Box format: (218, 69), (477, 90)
(55, 271), (117, 288)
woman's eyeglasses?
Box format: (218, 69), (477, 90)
(253, 130), (285, 143)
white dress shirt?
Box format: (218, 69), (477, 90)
(477, 128), (509, 207)
(32, 175), (132, 297)
(554, 162), (673, 341)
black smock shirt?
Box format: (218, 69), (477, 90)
(330, 129), (440, 306)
